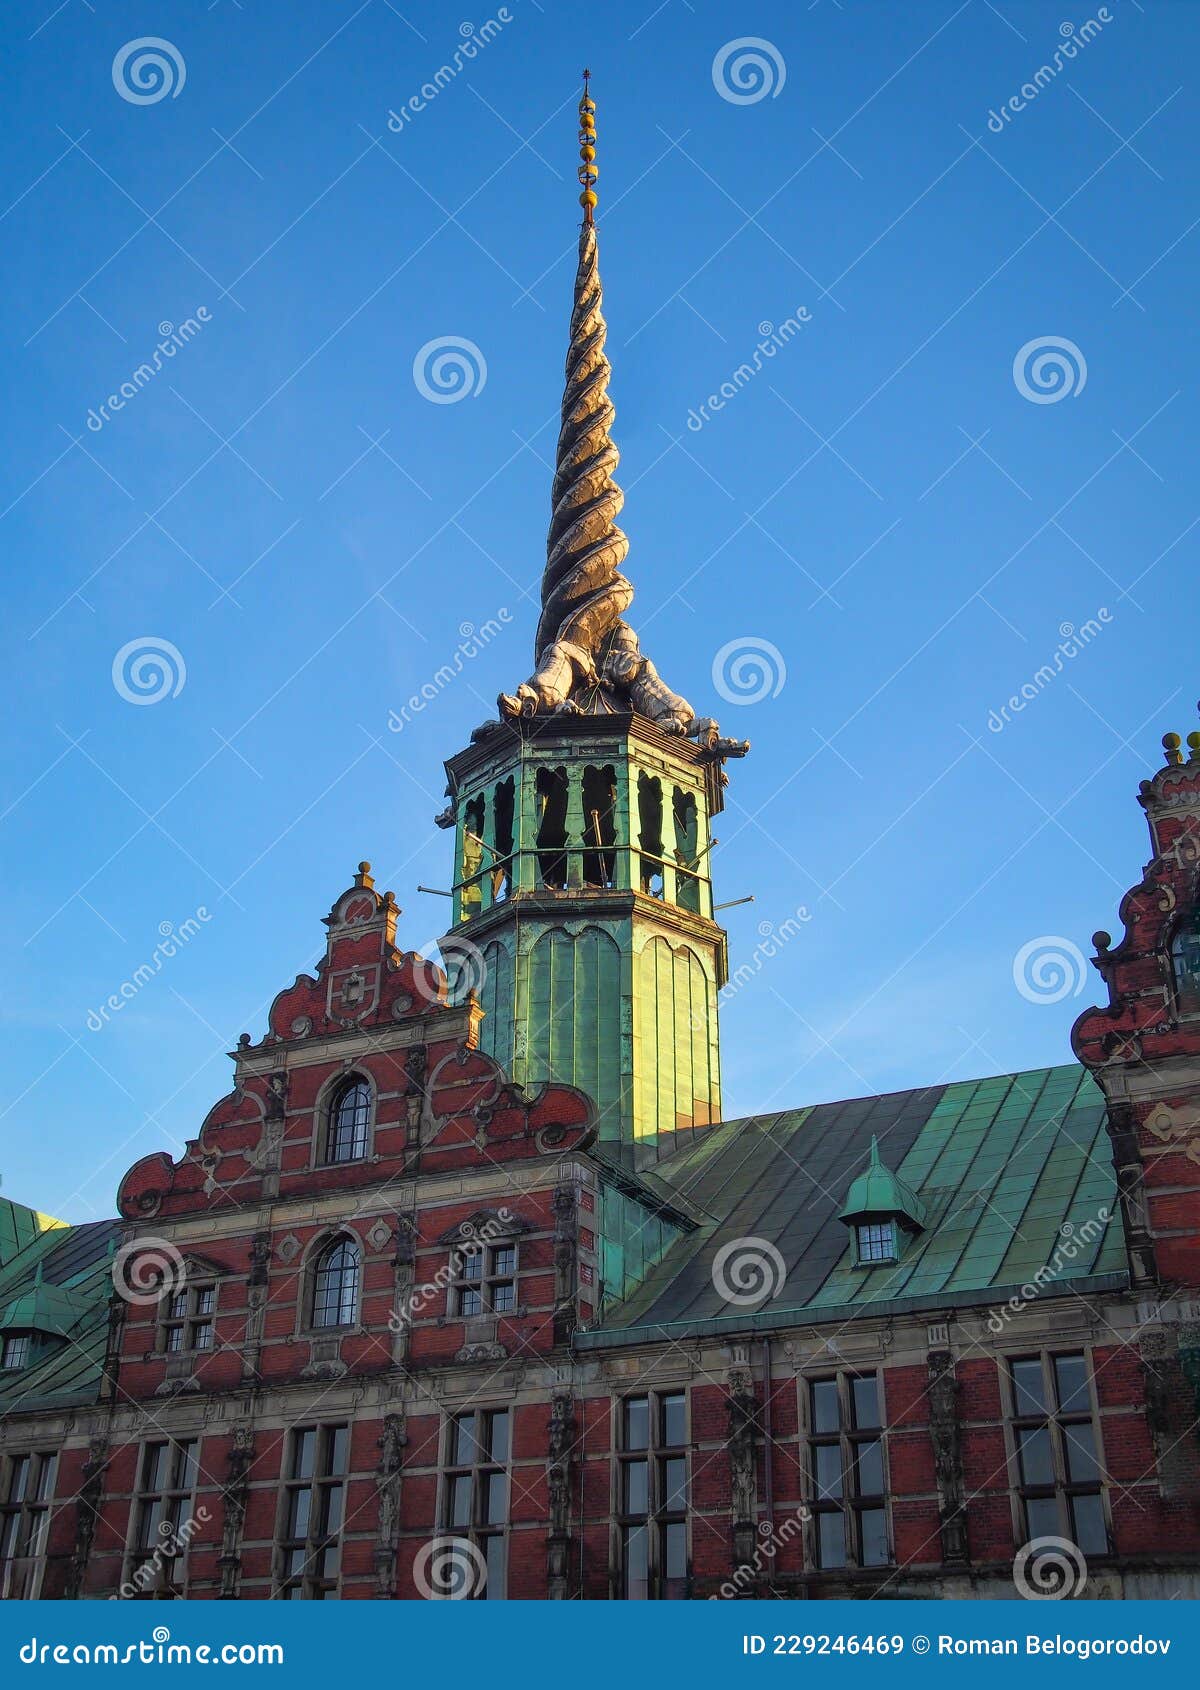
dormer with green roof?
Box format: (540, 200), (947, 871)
(837, 1136), (926, 1266)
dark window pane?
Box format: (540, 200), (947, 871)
(492, 1247), (516, 1277)
(462, 1252), (482, 1281)
(1063, 1422), (1099, 1485)
(662, 1456), (687, 1512)
(448, 1475), (472, 1529)
(192, 1321), (214, 1351)
(664, 1520), (687, 1579)
(491, 1282), (515, 1314)
(487, 1411), (509, 1465)
(1054, 1354), (1090, 1414)
(624, 1398), (649, 1451)
(169, 1293), (188, 1319)
(851, 1376), (880, 1429)
(485, 1472), (507, 1526)
(321, 1485), (344, 1537)
(623, 1525), (648, 1599)
(459, 1288), (482, 1317)
(287, 1488), (311, 1540)
(817, 1511), (847, 1568)
(286, 1546), (308, 1576)
(859, 1507), (889, 1566)
(1070, 1492), (1108, 1556)
(854, 1439), (883, 1497)
(811, 1380), (841, 1434)
(661, 1393), (686, 1447)
(453, 1416), (479, 1467)
(143, 1446), (167, 1492)
(195, 1287), (215, 1315)
(1017, 1426), (1054, 1488)
(165, 1326), (184, 1354)
(292, 1431), (315, 1480)
(1024, 1496), (1060, 1541)
(623, 1459), (648, 1515)
(328, 1427), (349, 1477)
(35, 1457), (55, 1502)
(1012, 1358), (1047, 1417)
(483, 1533), (506, 1600)
(815, 1443), (843, 1500)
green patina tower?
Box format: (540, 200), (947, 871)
(437, 77), (748, 1159)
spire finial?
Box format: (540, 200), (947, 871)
(578, 70), (597, 225)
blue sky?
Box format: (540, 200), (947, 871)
(1, 0), (1196, 1220)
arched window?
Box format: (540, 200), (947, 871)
(325, 1078), (370, 1163)
(311, 1238), (360, 1329)
(1172, 913), (1200, 1013)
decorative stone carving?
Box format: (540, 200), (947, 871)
(241, 1231), (272, 1380)
(926, 1348), (969, 1568)
(547, 1387), (575, 1599)
(373, 1414), (407, 1598)
(726, 1348), (759, 1584)
(66, 1438), (108, 1599)
(217, 1426), (255, 1599)
(552, 1182), (578, 1347)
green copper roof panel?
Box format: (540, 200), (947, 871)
(580, 1064), (1125, 1346)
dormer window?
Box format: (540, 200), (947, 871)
(325, 1079), (370, 1163)
(1171, 913), (1200, 1014)
(1, 1335), (30, 1371)
(855, 1222), (896, 1265)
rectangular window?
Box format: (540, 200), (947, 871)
(126, 1440), (198, 1599)
(278, 1425), (349, 1600)
(1, 1335), (30, 1370)
(440, 1408), (509, 1599)
(0, 1452), (56, 1599)
(159, 1284), (216, 1354)
(617, 1392), (688, 1599)
(806, 1373), (890, 1570)
(855, 1222), (896, 1263)
(1008, 1353), (1108, 1560)
(453, 1245), (518, 1317)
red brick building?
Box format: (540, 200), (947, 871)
(2, 89), (1199, 1604)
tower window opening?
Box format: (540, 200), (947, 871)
(672, 788), (700, 913)
(461, 796), (485, 914)
(582, 765), (618, 888)
(637, 773), (664, 899)
(536, 767), (569, 890)
(491, 777), (515, 903)
(1171, 910), (1200, 1014)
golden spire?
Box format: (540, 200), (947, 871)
(578, 69), (598, 225)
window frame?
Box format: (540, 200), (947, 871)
(451, 1243), (519, 1318)
(0, 1450), (57, 1599)
(804, 1371), (891, 1572)
(854, 1221), (897, 1265)
(308, 1236), (361, 1332)
(322, 1076), (372, 1166)
(0, 1334), (31, 1371)
(158, 1283), (216, 1355)
(277, 1424), (349, 1600)
(1170, 914), (1200, 1015)
(615, 1389), (689, 1600)
(439, 1407), (511, 1599)
(125, 1438), (199, 1600)
(1004, 1350), (1110, 1558)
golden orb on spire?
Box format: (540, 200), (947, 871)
(578, 70), (598, 221)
